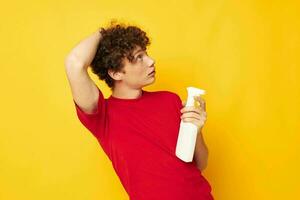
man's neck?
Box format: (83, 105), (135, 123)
(112, 85), (143, 99)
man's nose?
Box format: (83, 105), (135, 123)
(147, 56), (155, 67)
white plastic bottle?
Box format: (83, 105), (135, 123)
(175, 86), (206, 162)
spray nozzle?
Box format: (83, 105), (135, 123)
(185, 87), (206, 107)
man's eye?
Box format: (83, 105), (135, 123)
(137, 55), (143, 60)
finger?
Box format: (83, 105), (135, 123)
(194, 96), (206, 111)
(201, 100), (206, 111)
(181, 112), (202, 120)
(181, 118), (205, 128)
(201, 111), (207, 118)
(182, 117), (199, 123)
(181, 106), (201, 114)
(182, 113), (206, 121)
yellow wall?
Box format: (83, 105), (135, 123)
(1, 0), (299, 199)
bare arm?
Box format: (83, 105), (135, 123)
(64, 30), (103, 114)
(181, 98), (209, 171)
(193, 129), (209, 171)
(65, 30), (102, 69)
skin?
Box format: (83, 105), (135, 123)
(108, 45), (208, 170)
(181, 96), (207, 132)
(108, 45), (156, 99)
(181, 96), (208, 171)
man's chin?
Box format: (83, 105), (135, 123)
(143, 78), (155, 87)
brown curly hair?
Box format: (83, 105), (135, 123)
(90, 21), (151, 90)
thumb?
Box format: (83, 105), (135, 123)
(182, 100), (186, 106)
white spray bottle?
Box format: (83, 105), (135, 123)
(175, 86), (206, 162)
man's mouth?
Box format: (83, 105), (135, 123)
(148, 70), (155, 75)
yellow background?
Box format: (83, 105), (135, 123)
(1, 0), (299, 199)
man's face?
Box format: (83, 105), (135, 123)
(117, 46), (156, 89)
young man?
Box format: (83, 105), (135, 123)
(64, 22), (213, 200)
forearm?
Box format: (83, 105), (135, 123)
(65, 30), (102, 69)
(193, 129), (209, 171)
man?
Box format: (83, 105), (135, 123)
(64, 21), (213, 200)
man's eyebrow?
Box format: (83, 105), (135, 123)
(133, 49), (144, 57)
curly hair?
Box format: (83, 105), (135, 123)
(90, 21), (151, 90)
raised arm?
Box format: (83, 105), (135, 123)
(64, 30), (102, 114)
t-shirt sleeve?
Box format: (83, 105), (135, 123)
(73, 87), (106, 139)
(172, 92), (183, 111)
(165, 91), (184, 119)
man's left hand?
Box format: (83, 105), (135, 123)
(180, 96), (207, 131)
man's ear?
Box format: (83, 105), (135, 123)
(108, 69), (123, 81)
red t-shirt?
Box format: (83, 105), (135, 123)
(73, 87), (213, 200)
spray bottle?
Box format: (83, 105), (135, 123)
(175, 86), (206, 162)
